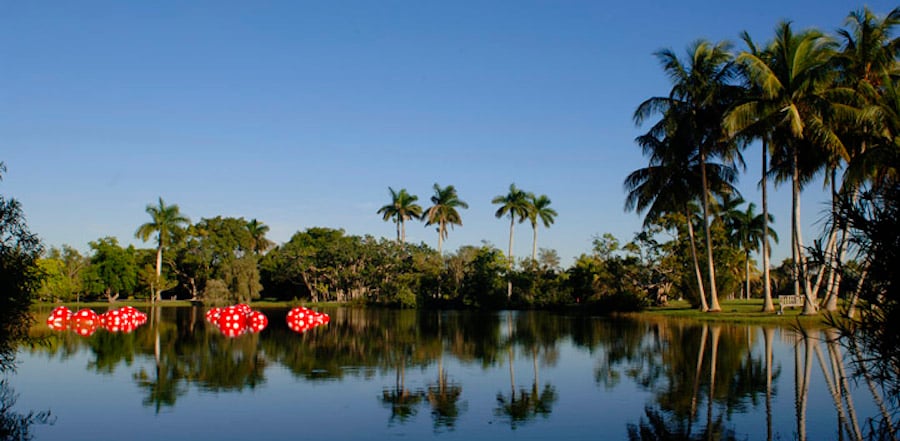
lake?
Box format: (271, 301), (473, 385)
(6, 306), (891, 440)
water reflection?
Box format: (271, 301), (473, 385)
(22, 307), (900, 440)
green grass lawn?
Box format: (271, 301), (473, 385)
(641, 298), (834, 325)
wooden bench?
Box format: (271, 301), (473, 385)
(777, 295), (803, 313)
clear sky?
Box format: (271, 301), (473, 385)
(2, 1), (894, 266)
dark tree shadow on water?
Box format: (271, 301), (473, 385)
(1, 161), (56, 439)
(0, 379), (55, 441)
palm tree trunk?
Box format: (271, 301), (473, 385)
(531, 225), (538, 263)
(701, 151), (721, 312)
(745, 250), (751, 300)
(824, 186), (856, 312)
(437, 223), (444, 255)
(154, 244), (163, 303)
(395, 219), (401, 243)
(401, 219), (406, 244)
(761, 139), (774, 312)
(792, 150), (816, 315)
(507, 216), (515, 300)
(686, 206), (709, 311)
(847, 263), (869, 319)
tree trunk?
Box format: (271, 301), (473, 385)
(847, 264), (869, 319)
(761, 139), (774, 312)
(701, 150), (721, 312)
(531, 225), (538, 263)
(745, 250), (751, 300)
(686, 207), (709, 311)
(154, 244), (163, 303)
(400, 218), (406, 244)
(793, 149), (816, 315)
(437, 223), (444, 255)
(507, 216), (515, 300)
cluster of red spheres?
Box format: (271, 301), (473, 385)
(46, 306), (148, 336)
(205, 304), (269, 338)
(286, 306), (330, 333)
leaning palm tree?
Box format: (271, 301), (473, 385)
(728, 22), (843, 315)
(493, 184), (533, 300)
(527, 194), (557, 263)
(625, 121), (738, 311)
(246, 218), (273, 255)
(377, 187), (423, 244)
(135, 197), (190, 302)
(424, 183), (468, 255)
(635, 40), (744, 312)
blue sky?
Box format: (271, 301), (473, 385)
(2, 1), (894, 265)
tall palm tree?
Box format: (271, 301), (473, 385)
(135, 197), (190, 302)
(727, 22), (842, 315)
(725, 31), (781, 312)
(527, 194), (557, 262)
(724, 200), (778, 300)
(625, 121), (738, 311)
(635, 40), (744, 312)
(377, 187), (423, 244)
(493, 184), (533, 299)
(423, 183), (468, 255)
(246, 218), (272, 255)
(827, 8), (900, 311)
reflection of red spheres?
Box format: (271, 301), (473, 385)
(100, 308), (145, 333)
(286, 307), (329, 334)
(46, 306), (72, 331)
(248, 311), (268, 333)
(71, 309), (100, 337)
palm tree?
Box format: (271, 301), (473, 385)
(527, 194), (557, 263)
(724, 200), (778, 300)
(377, 187), (423, 244)
(135, 197), (190, 302)
(727, 23), (842, 315)
(245, 218), (272, 255)
(634, 40), (744, 312)
(493, 184), (533, 299)
(423, 183), (468, 255)
(625, 118), (738, 311)
(825, 8), (900, 311)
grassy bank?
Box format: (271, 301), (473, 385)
(641, 298), (834, 325)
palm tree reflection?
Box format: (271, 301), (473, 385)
(380, 345), (424, 425)
(494, 311), (558, 429)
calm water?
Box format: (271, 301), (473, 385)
(6, 307), (890, 440)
